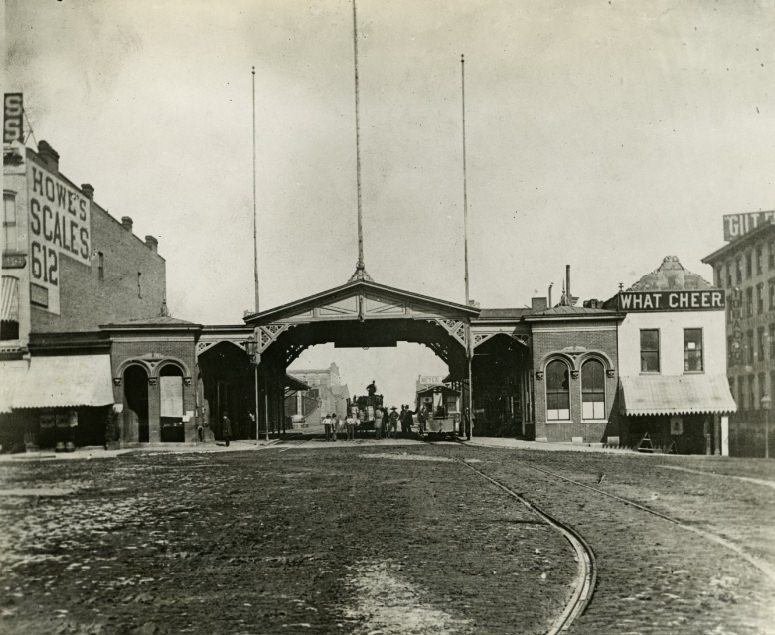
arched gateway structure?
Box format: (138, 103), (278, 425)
(240, 277), (481, 435)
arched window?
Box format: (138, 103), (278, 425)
(581, 360), (605, 420)
(546, 360), (570, 421)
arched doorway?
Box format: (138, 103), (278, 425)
(159, 364), (185, 442)
(123, 365), (149, 443)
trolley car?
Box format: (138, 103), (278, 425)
(415, 383), (460, 438)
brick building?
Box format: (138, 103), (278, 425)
(702, 221), (775, 456)
(1, 139), (169, 450)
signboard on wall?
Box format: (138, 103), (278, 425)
(723, 211), (775, 241)
(27, 162), (92, 314)
(3, 93), (23, 144)
(618, 290), (724, 312)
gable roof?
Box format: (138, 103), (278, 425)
(243, 278), (479, 325)
(626, 255), (712, 292)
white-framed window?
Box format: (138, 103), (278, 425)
(581, 359), (605, 420)
(3, 191), (17, 252)
(546, 359), (570, 421)
(640, 329), (660, 373)
(684, 328), (703, 372)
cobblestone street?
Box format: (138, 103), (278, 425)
(1, 442), (774, 634)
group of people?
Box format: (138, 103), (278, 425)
(322, 412), (359, 441)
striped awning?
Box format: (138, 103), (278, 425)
(620, 374), (737, 416)
(12, 355), (114, 410)
(1, 276), (19, 322)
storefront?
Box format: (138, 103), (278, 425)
(612, 256), (736, 454)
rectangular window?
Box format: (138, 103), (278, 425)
(756, 245), (763, 275)
(746, 287), (753, 317)
(715, 265), (723, 287)
(3, 193), (17, 252)
(757, 326), (766, 362)
(757, 283), (765, 314)
(736, 258), (743, 284)
(749, 375), (756, 410)
(640, 329), (660, 373)
(747, 330), (754, 365)
(759, 372), (766, 404)
(770, 242), (775, 270)
(726, 262), (733, 287)
(684, 328), (703, 372)
(746, 252), (753, 278)
(770, 281), (775, 310)
(770, 324), (775, 359)
(97, 252), (104, 281)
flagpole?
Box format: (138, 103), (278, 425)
(461, 53), (473, 440)
(252, 65), (261, 444)
(349, 0), (371, 281)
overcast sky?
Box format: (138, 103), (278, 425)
(6, 0), (775, 405)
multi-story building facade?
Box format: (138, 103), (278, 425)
(609, 256), (735, 454)
(1, 138), (170, 450)
(703, 221), (775, 456)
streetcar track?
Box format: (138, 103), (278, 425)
(521, 461), (775, 585)
(456, 459), (596, 635)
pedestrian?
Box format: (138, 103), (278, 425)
(346, 410), (357, 440)
(323, 413), (332, 441)
(374, 406), (384, 439)
(222, 412), (232, 447)
(402, 405), (414, 435)
(388, 407), (399, 438)
(418, 405), (427, 435)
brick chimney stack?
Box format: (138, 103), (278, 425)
(121, 216), (133, 232)
(81, 184), (94, 199)
(145, 235), (158, 253)
(37, 140), (60, 172)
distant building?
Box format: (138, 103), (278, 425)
(703, 223), (775, 456)
(286, 363), (349, 425)
(607, 256), (735, 454)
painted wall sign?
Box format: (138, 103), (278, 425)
(723, 211), (775, 241)
(3, 93), (23, 144)
(27, 162), (92, 314)
(618, 290), (724, 312)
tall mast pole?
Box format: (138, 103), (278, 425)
(251, 66), (262, 443)
(350, 0), (371, 281)
(461, 53), (474, 440)
(461, 54), (470, 306)
(252, 66), (260, 312)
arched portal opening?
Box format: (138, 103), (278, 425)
(198, 341), (255, 441)
(472, 333), (532, 438)
(286, 342), (449, 434)
(159, 364), (185, 442)
(123, 364), (149, 443)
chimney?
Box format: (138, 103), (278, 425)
(81, 184), (94, 199)
(37, 140), (60, 172)
(145, 235), (158, 253)
(531, 297), (548, 312)
(121, 216), (133, 232)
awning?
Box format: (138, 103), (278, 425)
(620, 374), (737, 416)
(285, 374), (310, 392)
(12, 355), (114, 410)
(0, 360), (28, 414)
(1, 276), (19, 322)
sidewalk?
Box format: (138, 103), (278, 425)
(0, 438), (281, 463)
(463, 436), (633, 453)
